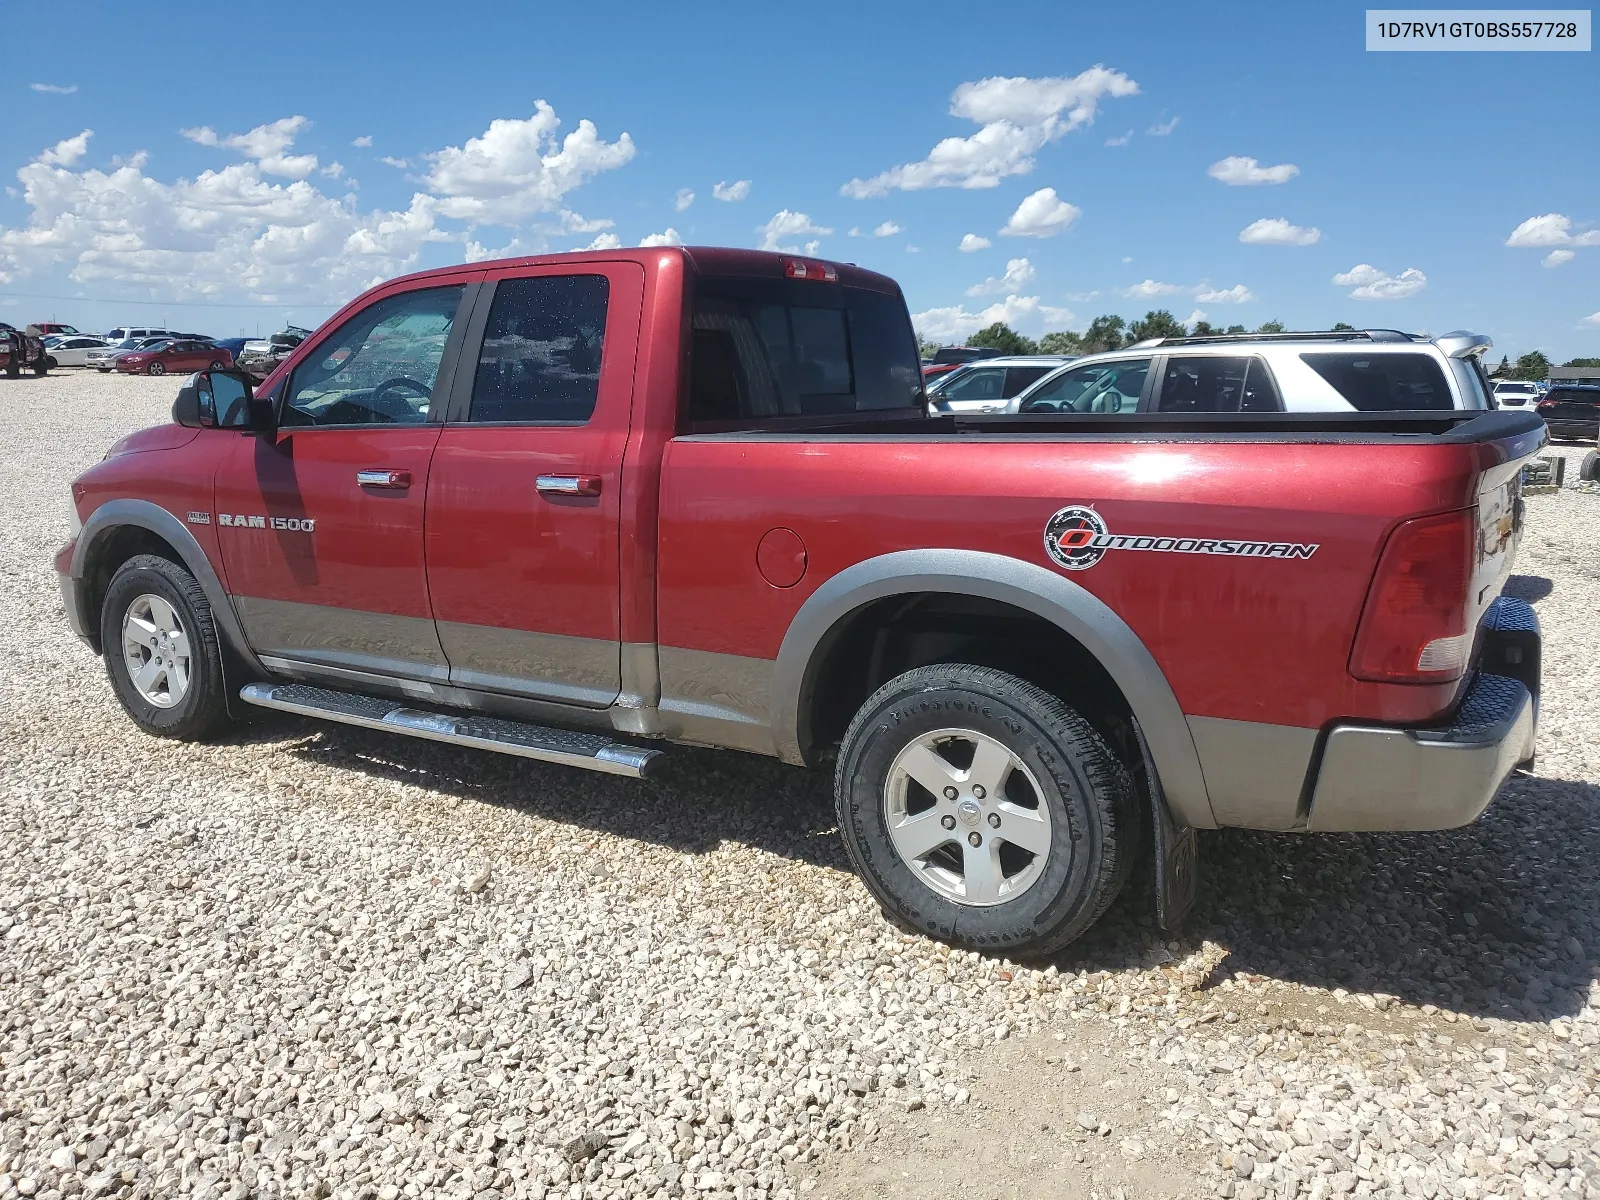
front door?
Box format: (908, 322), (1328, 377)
(424, 262), (643, 706)
(216, 278), (478, 682)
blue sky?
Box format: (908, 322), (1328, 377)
(3, 0), (1596, 361)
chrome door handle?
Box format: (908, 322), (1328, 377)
(357, 469), (412, 489)
(535, 474), (602, 497)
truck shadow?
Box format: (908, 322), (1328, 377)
(243, 714), (1596, 1026)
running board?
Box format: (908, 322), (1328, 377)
(238, 683), (663, 778)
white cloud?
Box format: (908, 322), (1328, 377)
(584, 232), (622, 251)
(913, 294), (1074, 341)
(1105, 130), (1133, 147)
(1194, 283), (1255, 304)
(638, 228), (683, 247)
(37, 131), (92, 168)
(421, 101), (634, 225)
(183, 116), (319, 179)
(841, 66), (1138, 197)
(966, 257), (1035, 296)
(352, 135), (373, 148)
(1544, 249), (1575, 268)
(756, 210), (831, 252)
(1064, 290), (1100, 301)
(1505, 213), (1600, 248)
(320, 162), (344, 179)
(872, 220), (901, 237)
(1121, 256), (1132, 263)
(958, 233), (991, 252)
(1238, 217), (1321, 246)
(1147, 116), (1180, 136)
(905, 245), (919, 253)
(1584, 311), (1600, 326)
(1332, 264), (1427, 300)
(31, 83), (77, 95)
(1208, 156), (1298, 186)
(380, 155), (408, 169)
(1185, 308), (1208, 326)
(999, 187), (1081, 238)
(1121, 279), (1184, 298)
(712, 179), (751, 202)
(674, 188), (695, 212)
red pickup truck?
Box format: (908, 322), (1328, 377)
(56, 247), (1544, 955)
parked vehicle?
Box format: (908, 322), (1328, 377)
(235, 326), (311, 380)
(1492, 381), (1539, 407)
(87, 336), (177, 372)
(56, 248), (1544, 956)
(33, 322), (81, 337)
(1536, 385), (1600, 441)
(921, 345), (1005, 384)
(928, 355), (1077, 413)
(213, 338), (252, 362)
(102, 326), (180, 345)
(40, 336), (112, 368)
(113, 338), (233, 376)
(1, 326), (51, 377)
(1006, 329), (1497, 416)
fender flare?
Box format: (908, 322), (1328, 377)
(72, 498), (263, 675)
(769, 548), (1216, 830)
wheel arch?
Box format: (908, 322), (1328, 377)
(72, 499), (261, 674)
(771, 549), (1215, 829)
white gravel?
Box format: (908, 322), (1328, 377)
(1, 371), (1596, 1200)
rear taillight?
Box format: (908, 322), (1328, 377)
(1537, 400), (1555, 412)
(1350, 509), (1476, 683)
(784, 258), (838, 282)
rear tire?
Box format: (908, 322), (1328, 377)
(834, 663), (1139, 957)
(100, 554), (231, 741)
(1580, 450), (1600, 483)
(209, 360), (225, 370)
(147, 362), (166, 376)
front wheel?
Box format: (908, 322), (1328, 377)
(209, 360), (226, 370)
(835, 664), (1139, 957)
(100, 554), (231, 740)
(146, 362), (166, 376)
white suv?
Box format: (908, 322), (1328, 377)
(1004, 330), (1494, 416)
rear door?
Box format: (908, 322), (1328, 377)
(423, 261), (644, 706)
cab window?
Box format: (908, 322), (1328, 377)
(281, 286), (465, 427)
(1019, 358), (1152, 414)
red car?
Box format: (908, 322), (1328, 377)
(57, 247), (1544, 956)
(114, 339), (232, 376)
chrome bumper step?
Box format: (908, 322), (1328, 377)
(238, 683), (663, 778)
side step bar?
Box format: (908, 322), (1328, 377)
(238, 682), (663, 779)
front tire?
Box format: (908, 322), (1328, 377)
(1580, 450), (1600, 483)
(835, 664), (1139, 957)
(209, 360), (226, 370)
(100, 554), (231, 740)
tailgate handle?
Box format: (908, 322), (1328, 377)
(357, 469), (412, 489)
(536, 474), (602, 497)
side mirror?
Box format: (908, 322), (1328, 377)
(172, 369), (271, 431)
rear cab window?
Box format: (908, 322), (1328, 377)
(687, 275), (923, 427)
(1299, 352), (1454, 411)
(1155, 356), (1283, 412)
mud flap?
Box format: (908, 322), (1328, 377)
(1133, 718), (1198, 931)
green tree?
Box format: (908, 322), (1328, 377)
(917, 337), (942, 360)
(1082, 315), (1127, 353)
(1037, 330), (1085, 354)
(1190, 319), (1220, 337)
(967, 322), (1037, 356)
(1128, 310), (1186, 342)
(1331, 322), (1354, 332)
(1256, 319), (1287, 334)
(1225, 324), (1246, 335)
(1562, 357), (1600, 368)
(1492, 355), (1510, 377)
(1509, 350), (1551, 381)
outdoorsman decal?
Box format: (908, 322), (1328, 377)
(1043, 505), (1318, 572)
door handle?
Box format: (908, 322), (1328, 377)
(535, 474), (602, 497)
(357, 469), (412, 489)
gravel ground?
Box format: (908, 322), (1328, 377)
(1, 371), (1597, 1200)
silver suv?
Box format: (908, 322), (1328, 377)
(1003, 329), (1494, 416)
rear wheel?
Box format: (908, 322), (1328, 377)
(834, 663), (1139, 957)
(1580, 450), (1600, 483)
(100, 554), (231, 740)
(209, 360), (226, 370)
(146, 361), (166, 376)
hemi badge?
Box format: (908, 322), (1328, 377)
(187, 511), (212, 525)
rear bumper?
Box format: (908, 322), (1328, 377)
(1542, 419), (1598, 439)
(1306, 598), (1539, 832)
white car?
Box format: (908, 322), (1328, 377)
(927, 355), (1077, 414)
(1491, 381), (1539, 407)
(1002, 329), (1495, 416)
(42, 336), (112, 368)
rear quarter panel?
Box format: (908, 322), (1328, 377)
(656, 435), (1488, 730)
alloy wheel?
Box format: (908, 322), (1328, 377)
(120, 593), (191, 708)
